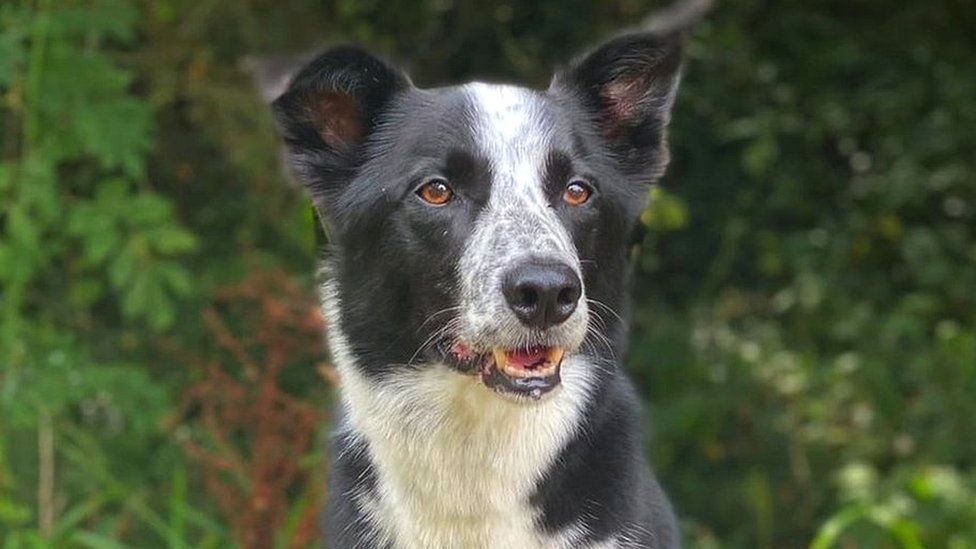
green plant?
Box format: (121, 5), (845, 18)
(2, 0), (974, 547)
(0, 1), (202, 545)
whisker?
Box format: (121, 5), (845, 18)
(588, 307), (610, 334)
(381, 305), (461, 356)
(415, 305), (462, 334)
(578, 340), (616, 376)
(405, 316), (461, 367)
(587, 298), (625, 325)
(585, 325), (616, 359)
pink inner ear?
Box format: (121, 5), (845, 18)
(309, 91), (363, 148)
(600, 71), (653, 136)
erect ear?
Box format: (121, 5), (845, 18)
(551, 31), (683, 181)
(271, 47), (410, 204)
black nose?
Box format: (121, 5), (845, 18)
(502, 261), (582, 329)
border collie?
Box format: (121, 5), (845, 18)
(270, 23), (686, 549)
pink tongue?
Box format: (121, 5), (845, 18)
(506, 346), (548, 368)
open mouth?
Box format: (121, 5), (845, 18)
(443, 341), (565, 400)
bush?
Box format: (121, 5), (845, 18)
(1, 0), (973, 547)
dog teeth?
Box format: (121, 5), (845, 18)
(491, 348), (563, 378)
(546, 348), (565, 366)
(492, 349), (509, 373)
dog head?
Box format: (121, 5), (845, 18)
(272, 32), (683, 400)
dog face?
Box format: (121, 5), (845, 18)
(273, 33), (682, 400)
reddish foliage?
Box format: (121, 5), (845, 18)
(177, 270), (331, 548)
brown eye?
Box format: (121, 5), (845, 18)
(563, 180), (593, 206)
(416, 178), (453, 205)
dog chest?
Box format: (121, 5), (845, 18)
(339, 361), (596, 548)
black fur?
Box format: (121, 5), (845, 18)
(272, 30), (684, 549)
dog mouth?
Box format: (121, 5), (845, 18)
(442, 341), (564, 400)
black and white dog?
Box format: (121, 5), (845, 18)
(271, 24), (685, 549)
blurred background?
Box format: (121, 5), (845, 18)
(1, 0), (975, 547)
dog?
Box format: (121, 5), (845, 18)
(270, 22), (686, 549)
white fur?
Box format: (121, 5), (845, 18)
(457, 83), (589, 351)
(323, 281), (617, 548)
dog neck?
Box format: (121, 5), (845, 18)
(321, 280), (599, 548)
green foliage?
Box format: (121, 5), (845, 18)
(1, 0), (974, 547)
(1, 0), (205, 545)
(629, 1), (976, 546)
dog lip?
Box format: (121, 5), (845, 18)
(441, 339), (566, 399)
(484, 346), (564, 399)
(481, 364), (561, 400)
(439, 339), (484, 374)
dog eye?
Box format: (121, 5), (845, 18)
(563, 180), (593, 206)
(416, 178), (454, 206)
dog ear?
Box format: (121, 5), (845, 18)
(271, 47), (411, 206)
(551, 31), (683, 181)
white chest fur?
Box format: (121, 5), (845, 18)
(339, 360), (597, 548)
(324, 285), (599, 548)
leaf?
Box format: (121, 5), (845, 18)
(74, 99), (154, 178)
(811, 505), (872, 549)
(107, 245), (137, 288)
(127, 193), (173, 226)
(50, 0), (139, 44)
(35, 42), (153, 174)
(742, 135), (779, 177)
(150, 227), (197, 256)
(167, 466), (187, 549)
(0, 498), (31, 525)
(641, 187), (689, 231)
(71, 532), (132, 549)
